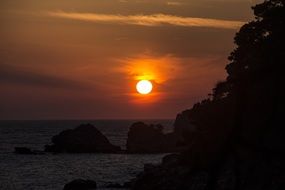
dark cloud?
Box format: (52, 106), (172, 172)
(0, 63), (90, 89)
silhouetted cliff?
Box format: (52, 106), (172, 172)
(126, 122), (184, 153)
(130, 0), (285, 189)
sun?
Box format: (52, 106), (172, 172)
(136, 80), (153, 95)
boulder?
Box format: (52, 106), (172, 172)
(174, 110), (196, 136)
(45, 123), (121, 153)
(161, 153), (180, 166)
(14, 147), (33, 154)
(105, 183), (124, 188)
(130, 153), (193, 190)
(126, 122), (179, 153)
(63, 179), (97, 190)
(14, 147), (44, 155)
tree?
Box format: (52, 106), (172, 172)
(226, 0), (284, 89)
(206, 1), (285, 189)
(211, 81), (229, 100)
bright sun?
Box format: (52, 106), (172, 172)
(136, 80), (153, 95)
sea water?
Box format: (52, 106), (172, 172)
(0, 120), (173, 190)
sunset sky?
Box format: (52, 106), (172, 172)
(0, 0), (260, 119)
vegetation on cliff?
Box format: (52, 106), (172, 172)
(131, 1), (285, 189)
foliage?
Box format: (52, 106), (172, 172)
(208, 0), (285, 101)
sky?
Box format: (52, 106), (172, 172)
(0, 0), (261, 119)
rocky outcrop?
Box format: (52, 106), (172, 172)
(129, 91), (284, 190)
(63, 179), (97, 190)
(173, 110), (197, 146)
(14, 147), (45, 155)
(174, 110), (196, 135)
(126, 122), (183, 153)
(45, 124), (121, 153)
(129, 95), (285, 190)
(130, 153), (194, 190)
(104, 182), (133, 189)
(131, 142), (285, 190)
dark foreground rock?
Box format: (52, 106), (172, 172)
(129, 82), (285, 189)
(128, 98), (285, 190)
(131, 149), (285, 190)
(105, 182), (132, 189)
(14, 147), (45, 155)
(63, 179), (97, 190)
(45, 124), (121, 153)
(126, 122), (184, 153)
(105, 183), (124, 188)
(130, 153), (194, 190)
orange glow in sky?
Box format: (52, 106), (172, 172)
(0, 0), (252, 119)
(117, 55), (181, 84)
(114, 55), (182, 104)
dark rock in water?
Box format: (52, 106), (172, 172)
(161, 153), (180, 166)
(106, 181), (135, 189)
(14, 147), (45, 155)
(130, 153), (194, 190)
(14, 147), (33, 154)
(45, 123), (121, 153)
(126, 122), (182, 153)
(123, 180), (135, 188)
(144, 163), (157, 172)
(105, 183), (124, 188)
(63, 179), (97, 190)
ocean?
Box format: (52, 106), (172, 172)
(0, 119), (174, 190)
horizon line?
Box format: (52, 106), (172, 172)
(0, 118), (175, 121)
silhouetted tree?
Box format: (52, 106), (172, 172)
(205, 1), (285, 189)
(211, 81), (229, 100)
(226, 0), (284, 89)
(224, 0), (285, 153)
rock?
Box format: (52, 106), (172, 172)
(126, 122), (179, 153)
(105, 183), (124, 188)
(14, 147), (33, 154)
(106, 180), (135, 189)
(45, 123), (121, 153)
(131, 96), (285, 190)
(63, 179), (97, 190)
(161, 153), (180, 166)
(131, 154), (193, 190)
(123, 180), (135, 188)
(174, 110), (196, 136)
(144, 163), (157, 172)
(14, 147), (45, 155)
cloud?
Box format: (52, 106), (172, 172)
(0, 63), (90, 90)
(166, 1), (183, 6)
(114, 55), (182, 84)
(47, 11), (244, 30)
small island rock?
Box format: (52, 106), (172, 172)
(126, 122), (181, 153)
(45, 123), (121, 153)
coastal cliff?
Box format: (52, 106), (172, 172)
(129, 0), (285, 189)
